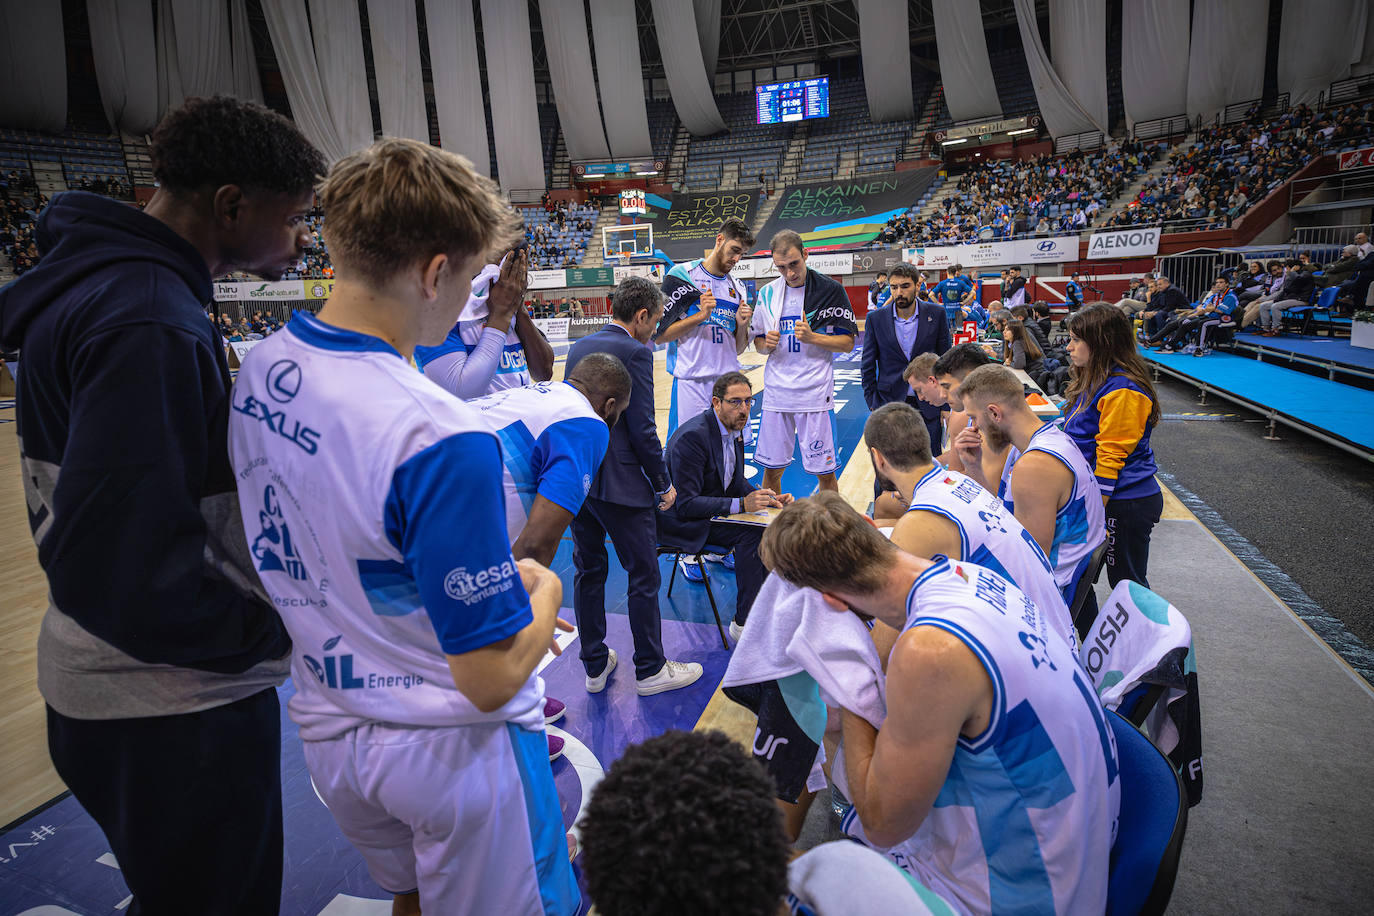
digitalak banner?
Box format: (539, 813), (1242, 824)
(644, 190), (759, 261)
(757, 167), (940, 252)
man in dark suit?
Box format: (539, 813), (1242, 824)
(566, 277), (703, 697)
(861, 262), (951, 456)
(658, 372), (792, 641)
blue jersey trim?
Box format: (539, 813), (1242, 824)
(908, 504), (970, 560)
(909, 618), (1006, 754)
(289, 311), (402, 357)
(507, 723), (582, 914)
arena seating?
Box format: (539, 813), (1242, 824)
(801, 76), (932, 181)
(684, 92), (788, 189)
(0, 128), (131, 197)
(519, 202), (598, 268)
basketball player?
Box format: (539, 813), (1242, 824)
(414, 245), (555, 396)
(864, 403), (1074, 649)
(760, 493), (1118, 915)
(228, 139), (578, 915)
(751, 230), (857, 494)
(952, 365), (1107, 603)
(931, 264), (977, 326)
(656, 218), (756, 434)
(466, 354), (630, 761)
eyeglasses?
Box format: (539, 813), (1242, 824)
(721, 397), (754, 408)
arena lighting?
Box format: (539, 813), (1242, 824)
(584, 172), (606, 178)
(634, 170), (658, 175)
(941, 137), (967, 145)
(1006, 128), (1036, 136)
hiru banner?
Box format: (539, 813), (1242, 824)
(647, 190), (759, 261)
(757, 167), (939, 252)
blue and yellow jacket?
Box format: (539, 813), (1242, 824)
(1063, 371), (1160, 501)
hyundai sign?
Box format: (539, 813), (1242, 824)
(1087, 227), (1160, 259)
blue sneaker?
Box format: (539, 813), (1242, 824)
(678, 558), (704, 582)
(722, 553), (736, 571)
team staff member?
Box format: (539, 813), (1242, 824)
(751, 230), (857, 495)
(1065, 272), (1084, 311)
(931, 264), (977, 326)
(659, 373), (792, 641)
(0, 97), (321, 913)
(761, 494), (1118, 915)
(467, 355), (631, 758)
(861, 263), (951, 465)
(229, 138), (577, 915)
(568, 278), (704, 697)
(952, 364), (1107, 605)
(414, 246), (554, 396)
(866, 403), (1074, 650)
(1063, 303), (1164, 588)
(868, 270), (890, 309)
(656, 218), (756, 435)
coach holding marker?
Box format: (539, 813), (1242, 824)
(567, 278), (704, 696)
(862, 263), (951, 458)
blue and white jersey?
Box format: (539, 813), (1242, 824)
(906, 465), (1073, 649)
(998, 422), (1107, 597)
(751, 277), (841, 413)
(467, 381), (610, 538)
(228, 312), (543, 742)
(660, 258), (745, 381)
(857, 557), (1118, 915)
(414, 264), (531, 391)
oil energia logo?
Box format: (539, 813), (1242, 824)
(303, 634), (425, 690)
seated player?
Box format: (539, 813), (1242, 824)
(658, 372), (793, 641)
(951, 364), (1107, 604)
(228, 138), (578, 915)
(467, 353), (631, 758)
(931, 342), (995, 477)
(751, 229), (857, 496)
(760, 494), (1119, 915)
(579, 730), (955, 916)
(414, 245), (554, 396)
(865, 402), (1074, 649)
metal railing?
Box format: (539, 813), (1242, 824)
(1153, 248), (1247, 302)
(1326, 74), (1374, 106)
(1130, 114), (1193, 142)
(1053, 130), (1105, 154)
(1290, 163), (1374, 212)
(1292, 223), (1373, 253)
(1221, 93), (1290, 126)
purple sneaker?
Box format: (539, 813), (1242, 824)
(543, 696), (566, 725)
(547, 733), (565, 763)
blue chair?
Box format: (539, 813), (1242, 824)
(1305, 286), (1339, 337)
(1107, 710), (1189, 916)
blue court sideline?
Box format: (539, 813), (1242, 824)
(1232, 330), (1374, 372)
(1139, 346), (1374, 455)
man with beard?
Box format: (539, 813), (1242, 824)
(861, 264), (951, 455)
(865, 402), (1073, 649)
(950, 365), (1106, 605)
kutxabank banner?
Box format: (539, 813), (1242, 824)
(645, 190), (759, 261)
(758, 167), (940, 252)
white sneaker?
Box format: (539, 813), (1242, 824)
(729, 620), (744, 643)
(699, 553), (727, 564)
(635, 659), (704, 696)
(585, 648), (618, 694)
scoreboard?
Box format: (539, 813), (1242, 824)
(756, 77), (830, 125)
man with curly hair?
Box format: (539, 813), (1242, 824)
(579, 729), (955, 915)
(0, 96), (323, 913)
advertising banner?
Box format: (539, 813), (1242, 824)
(849, 248), (909, 273)
(533, 317), (571, 340)
(227, 340), (260, 366)
(612, 264), (665, 283)
(213, 280), (306, 301)
(566, 267), (615, 287)
(1086, 227), (1160, 259)
(646, 190), (759, 261)
(1014, 236), (1079, 263)
(902, 236), (1080, 270)
(303, 278), (335, 300)
(758, 167), (939, 252)
(527, 269), (568, 290)
(1338, 147), (1374, 170)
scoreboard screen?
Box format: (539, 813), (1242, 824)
(756, 77), (830, 125)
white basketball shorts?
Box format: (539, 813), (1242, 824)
(304, 720), (578, 915)
(754, 409), (837, 475)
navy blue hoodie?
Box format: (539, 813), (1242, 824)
(0, 191), (290, 719)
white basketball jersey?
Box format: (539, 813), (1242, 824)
(228, 312), (544, 742)
(999, 422), (1107, 595)
(466, 381), (610, 539)
(752, 277), (839, 413)
(668, 260), (744, 380)
(906, 465), (1074, 649)
(864, 557), (1119, 916)
(414, 265), (531, 391)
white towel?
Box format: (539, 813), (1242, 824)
(723, 572), (886, 728)
(456, 263), (504, 323)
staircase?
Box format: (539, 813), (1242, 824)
(31, 162), (66, 197)
(580, 203), (621, 269)
(1094, 136), (1192, 226)
(550, 137), (570, 189)
(779, 124), (808, 184)
(666, 125), (690, 187)
(122, 135), (155, 187)
(905, 82), (946, 162)
(720, 161), (740, 190)
(752, 193), (782, 241)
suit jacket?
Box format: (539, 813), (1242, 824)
(567, 323), (669, 507)
(657, 408), (750, 552)
(861, 301), (950, 420)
